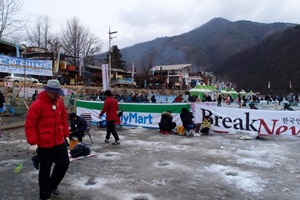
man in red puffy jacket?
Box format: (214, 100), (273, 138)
(99, 90), (120, 145)
(25, 79), (70, 200)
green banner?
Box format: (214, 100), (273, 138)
(76, 100), (191, 128)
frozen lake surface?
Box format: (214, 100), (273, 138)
(1, 121), (300, 200)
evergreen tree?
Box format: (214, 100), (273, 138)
(106, 45), (126, 70)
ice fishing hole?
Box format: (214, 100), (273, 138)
(104, 153), (115, 157)
(158, 161), (170, 166)
(132, 195), (149, 200)
(85, 179), (97, 185)
(225, 171), (238, 176)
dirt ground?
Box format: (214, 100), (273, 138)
(1, 114), (300, 200)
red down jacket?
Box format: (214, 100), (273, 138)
(99, 96), (119, 121)
(25, 91), (69, 148)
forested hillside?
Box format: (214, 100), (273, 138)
(121, 18), (295, 73)
(214, 26), (300, 95)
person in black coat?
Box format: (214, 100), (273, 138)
(180, 107), (201, 133)
(151, 95), (156, 103)
(158, 111), (176, 132)
(69, 113), (88, 142)
(32, 90), (38, 102)
(0, 91), (5, 111)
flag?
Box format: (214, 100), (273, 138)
(167, 70), (169, 84)
(102, 64), (110, 90)
(289, 80), (292, 89)
(79, 55), (83, 77)
(15, 44), (20, 57)
(268, 81), (270, 89)
(131, 62), (135, 81)
(179, 72), (182, 83)
(54, 52), (60, 73)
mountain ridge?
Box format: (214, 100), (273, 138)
(121, 17), (295, 73)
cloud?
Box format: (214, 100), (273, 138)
(23, 0), (300, 49)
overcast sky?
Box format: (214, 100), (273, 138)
(23, 0), (300, 52)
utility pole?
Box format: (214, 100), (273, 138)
(108, 26), (117, 83)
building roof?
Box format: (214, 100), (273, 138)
(150, 64), (192, 71)
(85, 65), (131, 74)
(0, 39), (25, 54)
(85, 65), (101, 70)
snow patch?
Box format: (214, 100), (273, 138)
(205, 164), (267, 193)
(237, 158), (276, 168)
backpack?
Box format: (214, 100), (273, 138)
(70, 143), (91, 158)
(176, 126), (185, 135)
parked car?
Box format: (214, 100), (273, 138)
(39, 75), (69, 85)
(3, 74), (39, 84)
(39, 76), (51, 84)
(57, 75), (69, 85)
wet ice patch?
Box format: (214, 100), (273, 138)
(205, 164), (267, 193)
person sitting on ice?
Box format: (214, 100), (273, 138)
(281, 103), (294, 111)
(180, 107), (201, 133)
(69, 112), (88, 142)
(158, 111), (177, 133)
(249, 101), (258, 109)
(200, 115), (211, 135)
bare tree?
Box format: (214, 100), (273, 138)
(0, 0), (25, 39)
(26, 15), (53, 48)
(83, 33), (103, 65)
(60, 17), (102, 66)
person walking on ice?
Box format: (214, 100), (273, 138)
(99, 90), (121, 145)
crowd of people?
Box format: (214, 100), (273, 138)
(158, 107), (211, 136)
(10, 77), (299, 200)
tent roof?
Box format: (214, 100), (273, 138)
(189, 85), (211, 92)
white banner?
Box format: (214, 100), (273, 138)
(102, 64), (109, 90)
(194, 103), (300, 136)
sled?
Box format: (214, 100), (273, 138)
(69, 151), (98, 162)
(238, 135), (253, 140)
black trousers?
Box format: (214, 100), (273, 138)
(159, 122), (177, 131)
(106, 120), (120, 141)
(69, 130), (85, 142)
(38, 143), (69, 199)
(200, 127), (209, 134)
